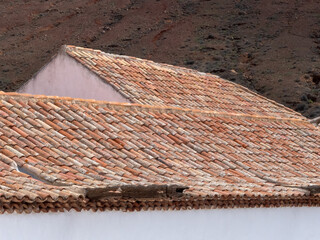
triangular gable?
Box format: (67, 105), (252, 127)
(18, 47), (130, 103)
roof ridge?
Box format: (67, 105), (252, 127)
(1, 92), (309, 124)
(64, 45), (211, 76)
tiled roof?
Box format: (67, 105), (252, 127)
(0, 92), (319, 213)
(64, 45), (303, 120)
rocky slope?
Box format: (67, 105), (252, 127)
(0, 0), (319, 118)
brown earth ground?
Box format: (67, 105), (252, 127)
(0, 0), (319, 118)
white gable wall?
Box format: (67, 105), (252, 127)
(1, 207), (320, 240)
(18, 53), (130, 102)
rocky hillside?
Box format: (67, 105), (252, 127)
(0, 0), (319, 118)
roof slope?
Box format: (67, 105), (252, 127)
(0, 92), (319, 213)
(64, 45), (303, 120)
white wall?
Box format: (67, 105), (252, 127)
(1, 207), (320, 240)
(18, 53), (130, 102)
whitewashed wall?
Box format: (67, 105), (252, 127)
(18, 53), (130, 103)
(1, 207), (320, 240)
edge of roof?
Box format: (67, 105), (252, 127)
(2, 193), (320, 214)
(0, 91), (311, 125)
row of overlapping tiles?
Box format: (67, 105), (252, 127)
(0, 93), (318, 201)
